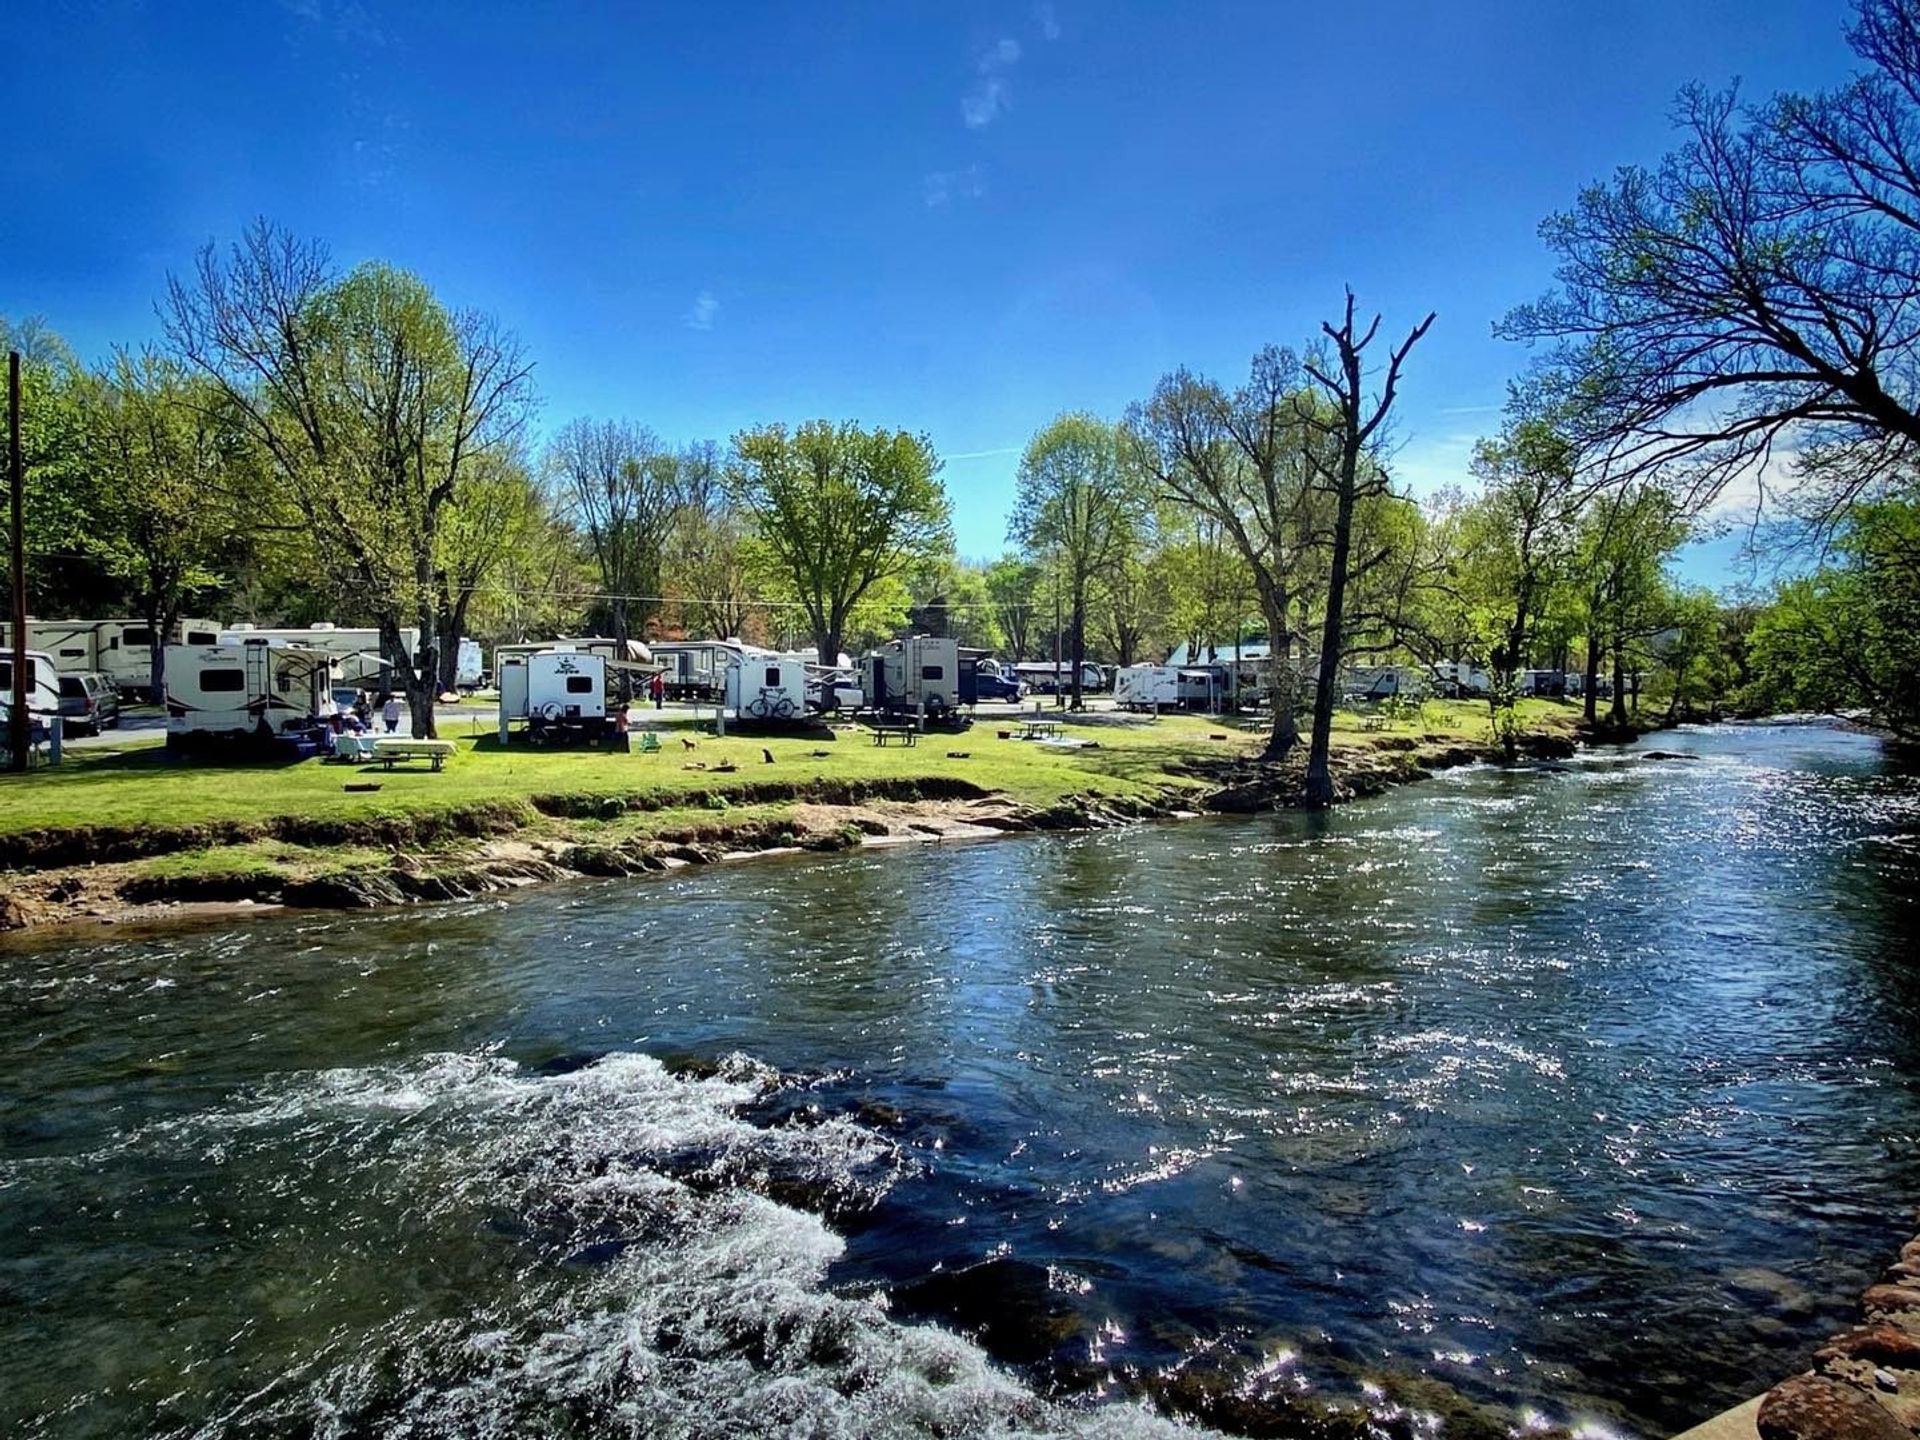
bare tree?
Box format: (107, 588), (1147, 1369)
(1501, 2), (1920, 524)
(545, 418), (679, 651)
(1296, 294), (1434, 805)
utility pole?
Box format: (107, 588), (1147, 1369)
(8, 352), (27, 773)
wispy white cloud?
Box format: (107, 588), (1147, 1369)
(685, 290), (719, 331)
(1436, 403), (1500, 417)
(962, 37), (1023, 128)
(922, 165), (987, 208)
(946, 445), (1023, 461)
(1035, 2), (1061, 40)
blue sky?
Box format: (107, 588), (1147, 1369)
(3, 0), (1861, 585)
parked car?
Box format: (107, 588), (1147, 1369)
(972, 669), (1024, 702)
(57, 671), (120, 734)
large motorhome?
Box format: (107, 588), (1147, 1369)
(223, 624), (419, 690)
(861, 636), (979, 719)
(163, 640), (337, 746)
(0, 618), (221, 697)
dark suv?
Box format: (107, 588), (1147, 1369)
(57, 672), (120, 735)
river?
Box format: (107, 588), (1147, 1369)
(3, 724), (1917, 1439)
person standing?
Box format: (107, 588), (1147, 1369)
(381, 693), (402, 733)
(649, 671), (665, 710)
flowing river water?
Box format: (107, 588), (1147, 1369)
(3, 725), (1918, 1440)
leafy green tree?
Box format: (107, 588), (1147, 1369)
(433, 445), (544, 690)
(87, 353), (250, 697)
(1573, 485), (1686, 726)
(166, 222), (534, 737)
(1451, 421), (1582, 759)
(984, 554), (1044, 660)
(1009, 413), (1133, 708)
(728, 420), (950, 666)
(0, 316), (105, 616)
(1743, 498), (1920, 738)
(1129, 351), (1319, 758)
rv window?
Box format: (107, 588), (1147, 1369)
(0, 659), (30, 688)
(122, 627), (153, 647)
(565, 675), (594, 694)
(199, 668), (246, 693)
(59, 647), (85, 659)
(920, 665), (943, 681)
(764, 666), (781, 687)
(186, 630), (217, 645)
(108, 635), (120, 649)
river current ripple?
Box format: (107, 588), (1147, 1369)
(2, 724), (1917, 1439)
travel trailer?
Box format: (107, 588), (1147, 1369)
(648, 639), (764, 702)
(497, 648), (644, 744)
(495, 637), (651, 678)
(1429, 660), (1492, 698)
(1115, 663), (1180, 711)
(163, 640), (337, 747)
(455, 638), (484, 690)
(723, 655), (810, 724)
(223, 624), (418, 690)
(860, 636), (979, 719)
(1010, 660), (1106, 695)
(0, 648), (62, 720)
(1346, 665), (1424, 701)
(0, 618), (221, 697)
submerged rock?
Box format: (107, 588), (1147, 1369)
(890, 1257), (1098, 1366)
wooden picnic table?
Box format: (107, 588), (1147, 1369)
(372, 737), (455, 771)
(1018, 718), (1063, 739)
(868, 721), (919, 747)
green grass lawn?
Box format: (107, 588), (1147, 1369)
(0, 698), (1579, 841)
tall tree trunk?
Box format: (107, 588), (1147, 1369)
(1069, 584), (1086, 711)
(1583, 633), (1602, 726)
(1259, 594), (1298, 762)
(146, 600), (169, 703)
(1303, 461), (1359, 807)
(1610, 643), (1627, 727)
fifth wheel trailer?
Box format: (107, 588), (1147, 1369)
(0, 618), (221, 697)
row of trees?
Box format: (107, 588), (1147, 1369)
(20, 0), (1920, 754)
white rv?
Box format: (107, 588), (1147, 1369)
(164, 641), (337, 745)
(0, 648), (62, 719)
(222, 624), (418, 690)
(1115, 663), (1180, 710)
(648, 639), (764, 702)
(497, 648), (635, 743)
(0, 618), (221, 696)
(1430, 660), (1491, 698)
(1010, 660), (1106, 695)
(862, 636), (973, 717)
(724, 655), (809, 723)
(455, 638), (485, 690)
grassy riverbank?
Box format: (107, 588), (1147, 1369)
(0, 699), (1585, 931)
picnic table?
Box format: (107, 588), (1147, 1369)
(1018, 718), (1063, 740)
(868, 720), (919, 747)
(372, 737), (455, 771)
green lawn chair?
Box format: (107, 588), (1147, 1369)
(639, 731), (661, 753)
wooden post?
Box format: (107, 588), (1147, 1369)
(8, 352), (27, 773)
